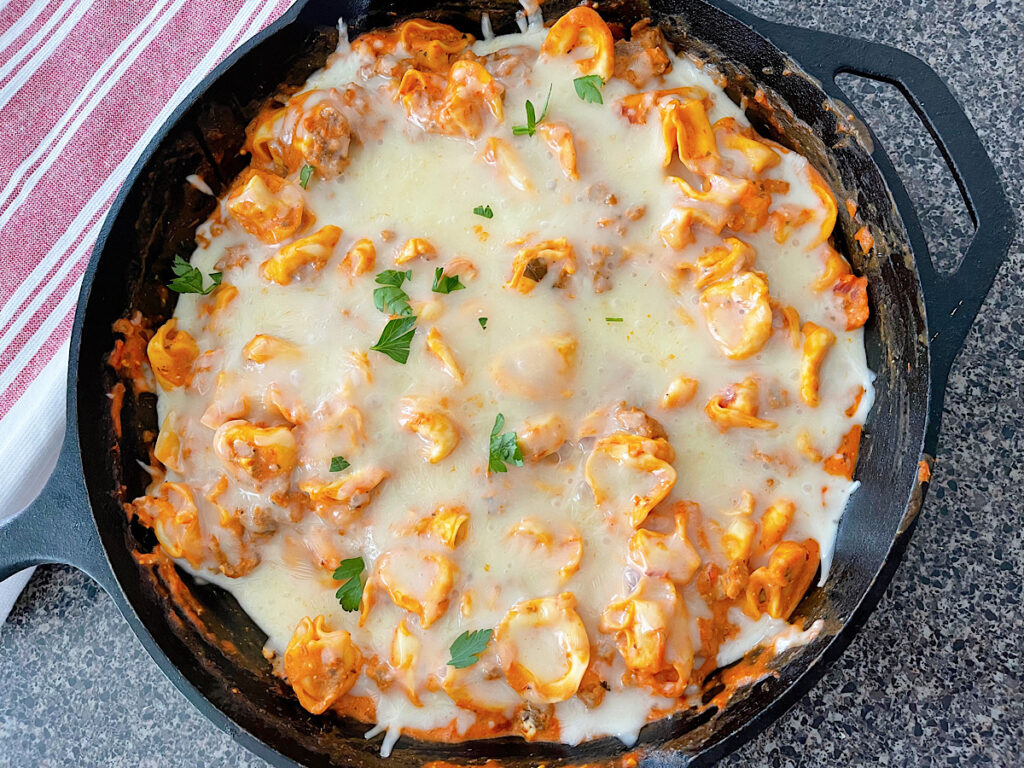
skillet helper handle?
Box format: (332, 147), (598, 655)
(0, 435), (116, 591)
(768, 24), (1015, 393)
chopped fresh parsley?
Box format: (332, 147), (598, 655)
(447, 628), (493, 669)
(330, 455), (350, 472)
(605, 316), (624, 322)
(478, 317), (488, 329)
(573, 74), (605, 104)
(432, 267), (465, 295)
(488, 413), (524, 474)
(370, 315), (416, 364)
(299, 164), (314, 189)
(168, 255), (222, 295)
(373, 269), (414, 316)
(332, 557), (365, 612)
(512, 85), (552, 136)
(473, 204), (494, 219)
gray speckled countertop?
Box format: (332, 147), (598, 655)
(2, 0), (1022, 765)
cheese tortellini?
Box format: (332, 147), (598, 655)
(285, 616), (363, 714)
(495, 593), (591, 704)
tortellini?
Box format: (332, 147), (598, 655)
(260, 225), (342, 285)
(481, 137), (533, 192)
(242, 334), (300, 363)
(134, 482), (205, 568)
(585, 432), (677, 527)
(618, 85), (709, 125)
(300, 467), (388, 525)
(372, 547), (456, 628)
(540, 7), (615, 81)
(659, 97), (719, 176)
(395, 237), (436, 265)
(341, 238), (376, 276)
(713, 116), (782, 175)
(627, 510), (701, 584)
(834, 274), (870, 330)
(225, 168), (305, 244)
(760, 499), (796, 553)
(425, 327), (464, 383)
(406, 504), (470, 548)
(505, 239), (577, 294)
(661, 375), (698, 409)
(284, 616), (363, 714)
(536, 122), (579, 180)
(705, 377), (778, 431)
(744, 539), (821, 620)
(154, 414), (183, 473)
(390, 619), (422, 705)
(699, 271), (773, 360)
(213, 419), (297, 487)
(696, 237), (756, 290)
(147, 319), (198, 390)
(799, 322), (836, 407)
(805, 164), (839, 248)
(397, 396), (460, 463)
(439, 60), (505, 139)
(600, 576), (693, 697)
(495, 593), (590, 704)
(398, 19), (474, 72)
(247, 87), (365, 178)
(517, 413), (568, 461)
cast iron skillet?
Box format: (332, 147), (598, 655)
(0, 0), (1014, 765)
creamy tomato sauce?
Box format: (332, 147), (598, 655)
(124, 6), (873, 755)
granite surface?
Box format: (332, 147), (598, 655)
(2, 0), (1022, 765)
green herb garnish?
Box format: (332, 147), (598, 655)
(573, 75), (604, 104)
(370, 315), (416, 364)
(512, 85), (552, 137)
(478, 318), (488, 329)
(432, 267), (465, 295)
(488, 413), (524, 474)
(299, 164), (314, 189)
(330, 456), (350, 472)
(447, 629), (493, 669)
(168, 255), (222, 295)
(373, 269), (414, 316)
(473, 204), (494, 219)
(605, 316), (624, 322)
(332, 557), (365, 612)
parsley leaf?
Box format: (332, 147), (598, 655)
(332, 556), (365, 612)
(370, 315), (416, 364)
(447, 628), (493, 669)
(473, 204), (494, 219)
(330, 455), (350, 472)
(432, 267), (465, 295)
(374, 269), (414, 316)
(573, 74), (605, 104)
(512, 85), (552, 136)
(299, 164), (314, 189)
(478, 317), (488, 329)
(488, 413), (524, 474)
(605, 316), (624, 322)
(168, 255), (222, 295)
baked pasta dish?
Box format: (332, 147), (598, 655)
(116, 4), (873, 754)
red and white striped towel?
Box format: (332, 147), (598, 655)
(0, 0), (297, 625)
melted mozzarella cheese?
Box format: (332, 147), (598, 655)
(152, 14), (873, 753)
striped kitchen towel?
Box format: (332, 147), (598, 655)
(0, 0), (297, 626)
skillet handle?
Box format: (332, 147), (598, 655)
(760, 23), (1015, 439)
(0, 433), (117, 592)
